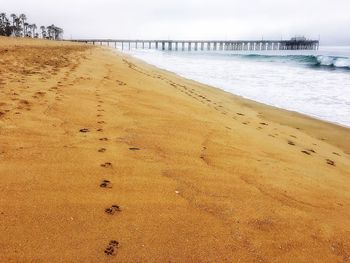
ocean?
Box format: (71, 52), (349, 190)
(119, 45), (350, 128)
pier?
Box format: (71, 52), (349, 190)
(71, 39), (319, 51)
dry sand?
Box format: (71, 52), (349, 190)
(0, 37), (349, 262)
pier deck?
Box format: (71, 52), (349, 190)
(71, 39), (319, 51)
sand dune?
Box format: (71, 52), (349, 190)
(0, 37), (349, 262)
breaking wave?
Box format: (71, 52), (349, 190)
(315, 55), (350, 68)
(234, 54), (350, 70)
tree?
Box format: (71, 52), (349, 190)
(0, 12), (63, 39)
(0, 12), (6, 23)
(0, 13), (12, 36)
(0, 13), (6, 35)
(24, 22), (29, 36)
(46, 24), (63, 40)
(9, 14), (16, 35)
(40, 25), (46, 38)
(0, 13), (6, 28)
(19, 13), (26, 37)
(10, 13), (16, 26)
(54, 26), (64, 40)
(14, 17), (22, 36)
(31, 23), (37, 37)
(46, 24), (54, 39)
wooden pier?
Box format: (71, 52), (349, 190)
(71, 39), (319, 51)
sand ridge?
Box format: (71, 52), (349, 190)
(0, 37), (349, 262)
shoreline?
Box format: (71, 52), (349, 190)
(121, 47), (350, 129)
(1, 37), (349, 262)
(119, 49), (350, 154)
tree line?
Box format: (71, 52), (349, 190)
(0, 12), (63, 40)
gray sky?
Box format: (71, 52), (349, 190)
(2, 0), (350, 45)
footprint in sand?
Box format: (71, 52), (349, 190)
(104, 240), (119, 256)
(97, 121), (105, 124)
(129, 147), (141, 151)
(101, 162), (112, 168)
(116, 80), (126, 86)
(301, 149), (316, 155)
(288, 141), (295, 146)
(105, 205), (121, 215)
(97, 128), (103, 132)
(301, 150), (311, 155)
(326, 159), (335, 166)
(236, 113), (245, 116)
(332, 152), (341, 156)
(99, 138), (108, 141)
(98, 148), (106, 153)
(100, 179), (112, 188)
(79, 128), (90, 133)
(260, 122), (268, 126)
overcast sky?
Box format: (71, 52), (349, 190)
(2, 0), (350, 45)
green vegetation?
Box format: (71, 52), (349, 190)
(0, 12), (63, 40)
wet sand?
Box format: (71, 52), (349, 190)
(0, 37), (349, 262)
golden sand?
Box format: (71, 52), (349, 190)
(0, 37), (349, 262)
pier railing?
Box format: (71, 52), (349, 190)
(70, 39), (319, 51)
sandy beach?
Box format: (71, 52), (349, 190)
(0, 37), (349, 262)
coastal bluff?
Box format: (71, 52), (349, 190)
(0, 37), (349, 262)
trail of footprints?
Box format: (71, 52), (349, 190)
(126, 59), (341, 167)
(78, 76), (146, 256)
(94, 82), (122, 256)
(136, 66), (340, 168)
(0, 67), (79, 120)
(75, 64), (340, 257)
(77, 82), (122, 256)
